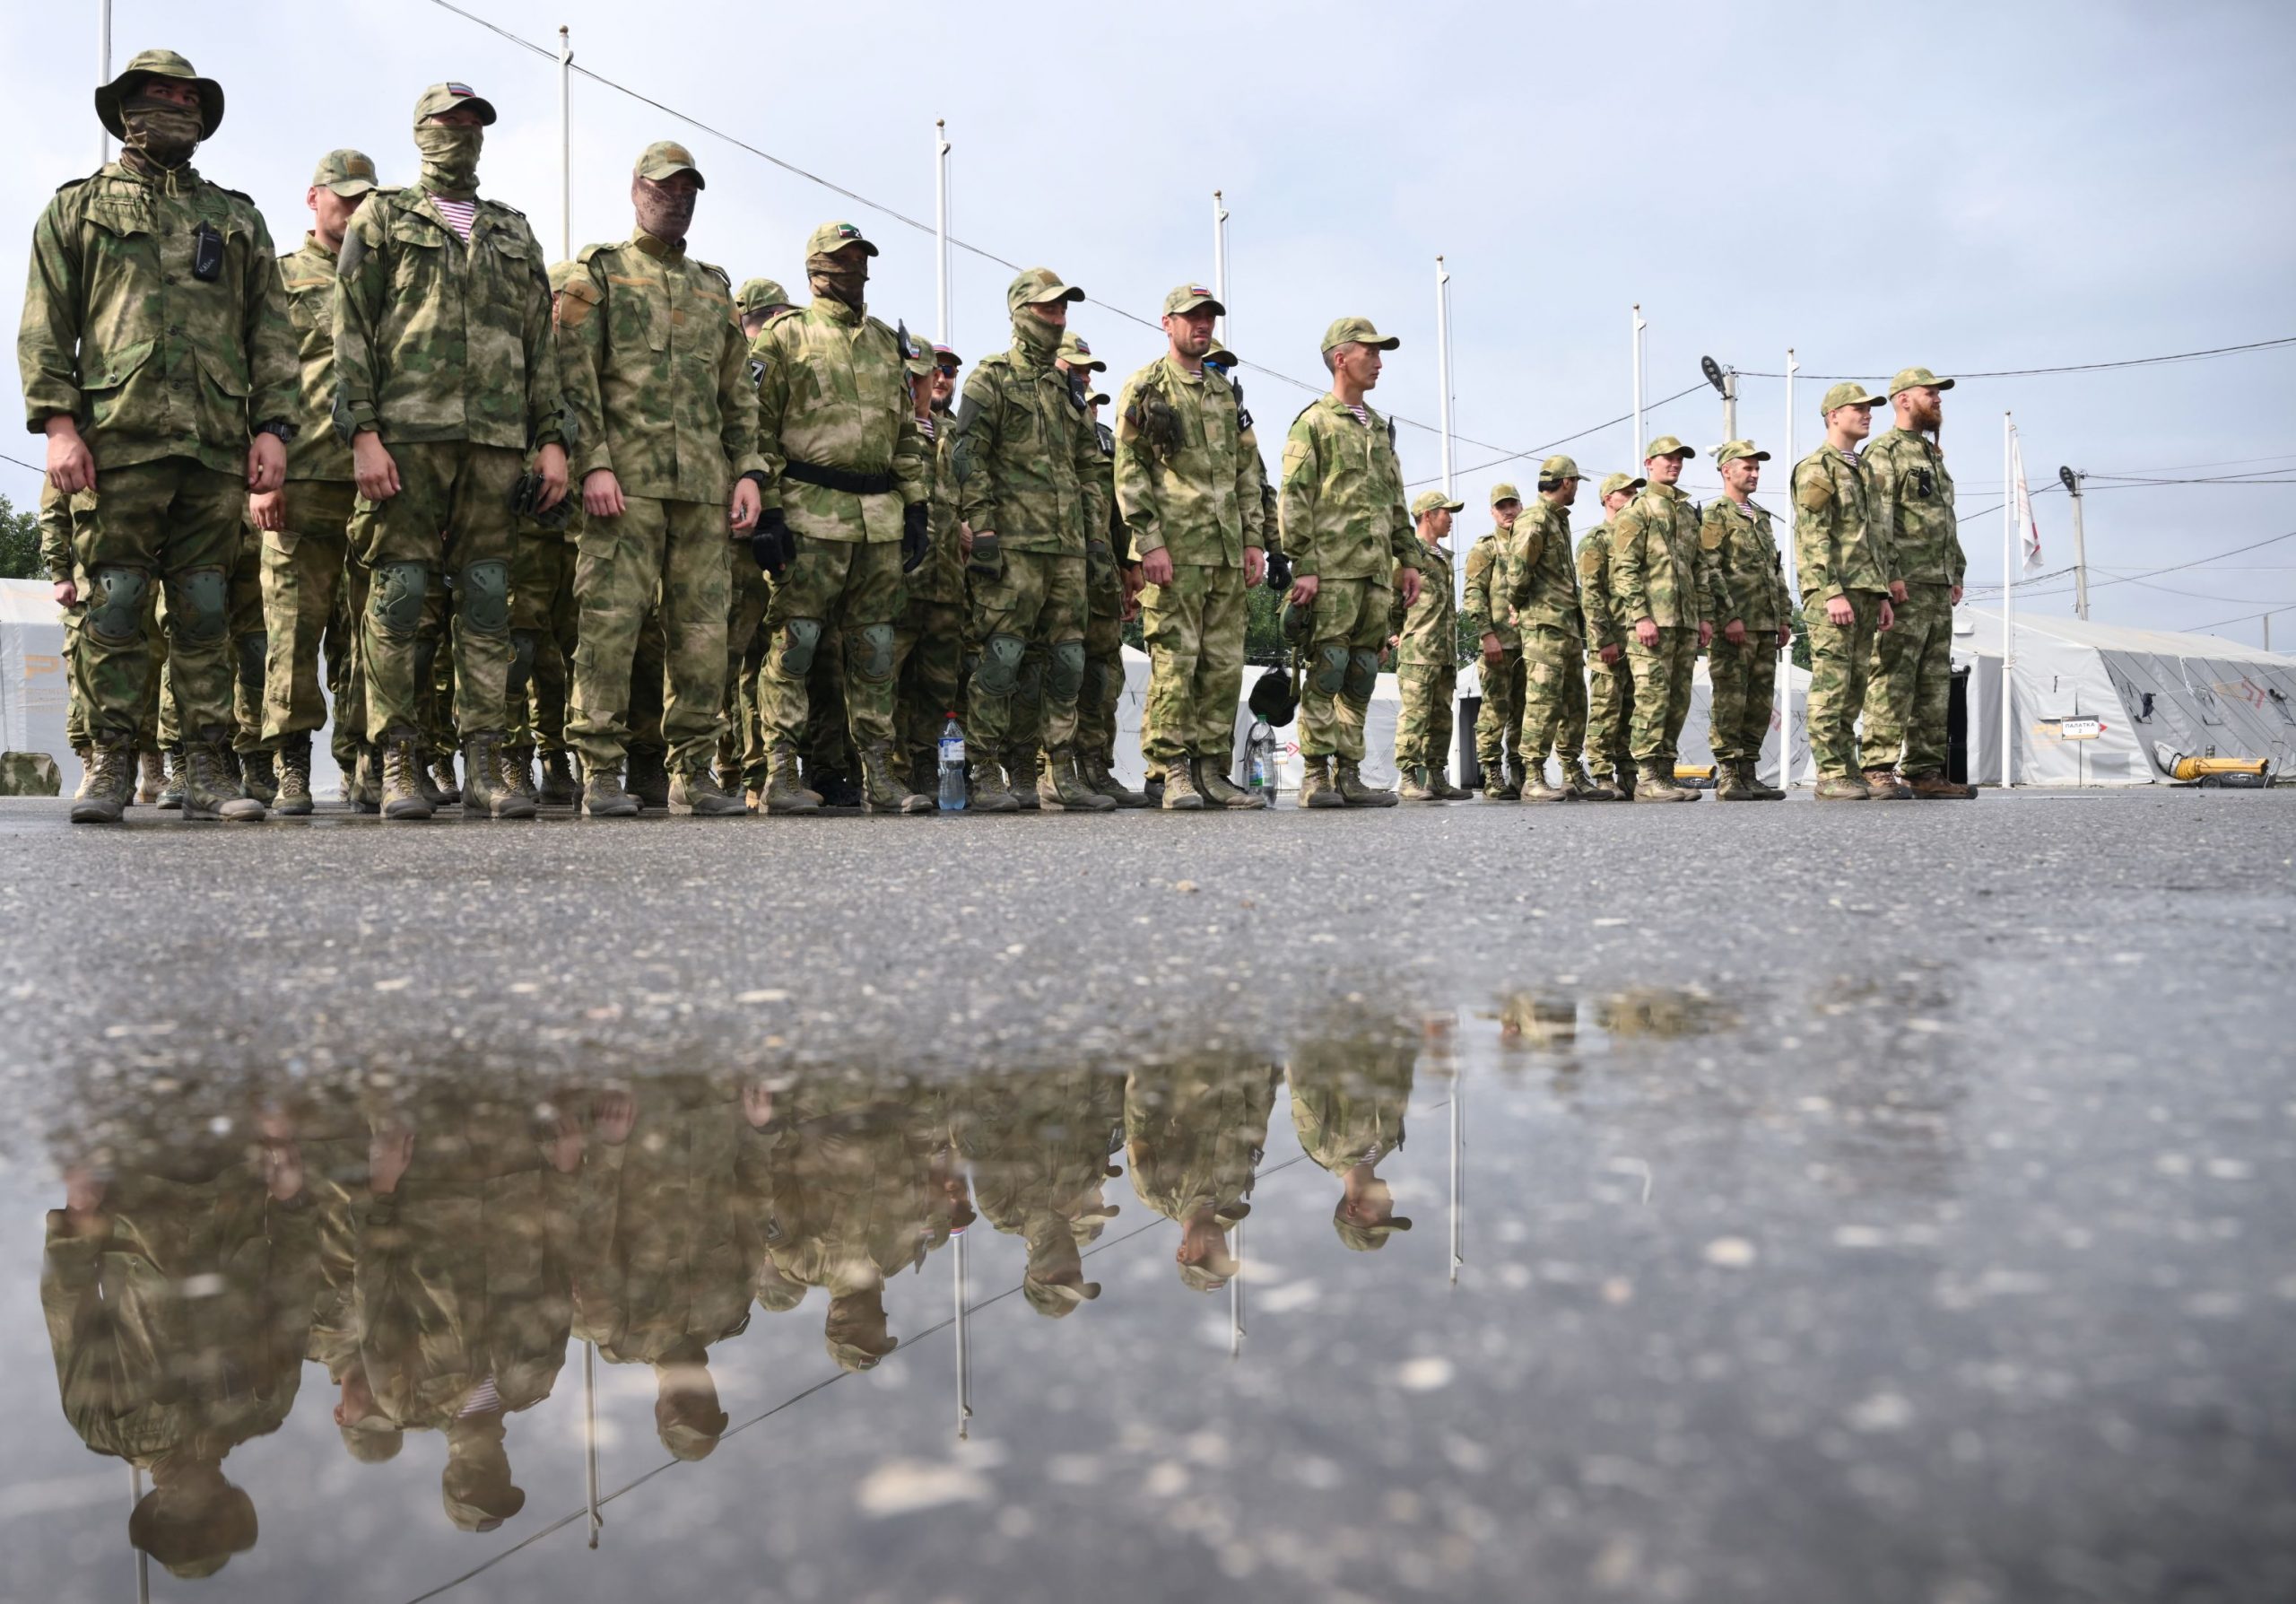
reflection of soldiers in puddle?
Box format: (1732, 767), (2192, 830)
(572, 1079), (774, 1461)
(1595, 987), (1739, 1041)
(1288, 1035), (1417, 1251)
(1498, 993), (1580, 1051)
(41, 1110), (317, 1579)
(355, 1089), (581, 1531)
(951, 1068), (1126, 1318)
(1125, 1059), (1280, 1293)
(749, 1073), (974, 1373)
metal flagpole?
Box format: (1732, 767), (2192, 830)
(1780, 349), (1798, 789)
(584, 1339), (602, 1547)
(1448, 1074), (1464, 1284)
(1212, 191), (1230, 349)
(1229, 1216), (1245, 1359)
(1631, 305), (1647, 463)
(131, 1463), (147, 1604)
(952, 1229), (972, 1438)
(98, 0), (113, 166)
(1437, 257), (1455, 495)
(2002, 413), (2015, 788)
(557, 28), (572, 260)
(935, 121), (951, 344)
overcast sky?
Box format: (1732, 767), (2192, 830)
(6, 0), (2292, 641)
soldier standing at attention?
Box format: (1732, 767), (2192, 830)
(557, 142), (761, 817)
(1701, 440), (1792, 801)
(1391, 490), (1464, 801)
(1792, 382), (1900, 801)
(334, 82), (569, 820)
(1862, 368), (1975, 798)
(718, 277), (796, 803)
(24, 49), (300, 824)
(1464, 483), (1526, 798)
(1057, 333), (1148, 807)
(1609, 436), (1720, 803)
(746, 221), (930, 815)
(1280, 317), (1422, 810)
(1503, 455), (1596, 802)
(1111, 285), (1266, 811)
(892, 329), (965, 809)
(1576, 472), (1642, 799)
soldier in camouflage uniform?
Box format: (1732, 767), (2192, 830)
(720, 277), (796, 800)
(1280, 317), (1423, 809)
(1701, 440), (1792, 801)
(1577, 472), (1641, 798)
(557, 142), (761, 816)
(335, 82), (569, 820)
(1057, 334), (1148, 806)
(1463, 483), (1525, 797)
(952, 1068), (1127, 1317)
(1863, 367), (1976, 798)
(1791, 382), (1900, 800)
(1126, 1058), (1280, 1293)
(23, 50), (299, 824)
(251, 150), (378, 815)
(40, 485), (91, 793)
(1390, 491), (1465, 801)
(506, 257), (588, 807)
(891, 331), (964, 809)
(1610, 436), (1723, 803)
(1289, 1033), (1417, 1251)
(951, 268), (1113, 811)
(1112, 285), (1266, 809)
(1502, 454), (1596, 802)
(746, 221), (931, 814)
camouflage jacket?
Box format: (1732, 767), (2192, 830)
(749, 298), (926, 545)
(275, 233), (355, 482)
(1577, 524), (1622, 651)
(1791, 442), (1898, 601)
(1389, 537), (1457, 667)
(1288, 1037), (1415, 1177)
(1865, 425), (1963, 588)
(1700, 495), (1793, 631)
(19, 160), (299, 477)
(1611, 481), (1723, 630)
(904, 412), (966, 606)
(557, 231), (763, 505)
(1111, 355), (1263, 567)
(333, 187), (567, 452)
(1502, 498), (1584, 640)
(1278, 397), (1421, 582)
(952, 327), (1108, 555)
(39, 482), (74, 583)
(1086, 422), (1126, 615)
(1125, 1060), (1280, 1226)
(1461, 529), (1518, 647)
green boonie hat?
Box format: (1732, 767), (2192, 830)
(1714, 440), (1771, 465)
(735, 278), (792, 317)
(1411, 490), (1465, 518)
(804, 220), (878, 258)
(1539, 454), (1586, 483)
(1490, 482), (1521, 506)
(1820, 380), (1887, 414)
(1321, 316), (1399, 354)
(311, 149), (378, 198)
(1007, 266), (1084, 316)
(1599, 472), (1646, 499)
(413, 82), (498, 126)
(634, 140), (704, 187)
(1161, 283), (1224, 317)
(546, 259), (583, 294)
(97, 49), (225, 140)
(1057, 333), (1106, 371)
(1643, 435), (1695, 461)
(1888, 365), (1955, 397)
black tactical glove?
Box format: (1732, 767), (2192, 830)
(749, 507), (794, 576)
(967, 529), (1002, 581)
(900, 500), (930, 573)
(1263, 547), (1292, 592)
(508, 471), (574, 532)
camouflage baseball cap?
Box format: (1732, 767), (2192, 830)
(1007, 266), (1084, 316)
(1334, 1210), (1414, 1251)
(1490, 482), (1521, 506)
(1598, 472), (1646, 499)
(97, 48), (224, 140)
(311, 149), (378, 198)
(804, 220), (878, 258)
(1161, 283), (1224, 317)
(1321, 316), (1399, 354)
(1411, 490), (1465, 518)
(900, 326), (935, 377)
(413, 82), (497, 126)
(1888, 365), (1955, 397)
(735, 277), (792, 317)
(1539, 454), (1587, 482)
(1714, 439), (1772, 465)
(1819, 380), (1887, 414)
(1643, 435), (1695, 461)
(1205, 339), (1239, 368)
(1057, 333), (1106, 371)
(634, 140), (704, 187)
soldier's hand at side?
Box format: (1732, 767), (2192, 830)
(1634, 617), (1658, 648)
(534, 442), (570, 512)
(63, 1165), (109, 1234)
(368, 1128), (415, 1196)
(584, 468), (626, 519)
(1142, 548), (1175, 587)
(1879, 599), (1895, 632)
(1287, 572), (1319, 607)
(958, 523), (973, 559)
(593, 1090), (636, 1146)
(1723, 619), (1746, 646)
(1776, 624), (1793, 650)
(1598, 642), (1622, 665)
(261, 1135), (306, 1204)
(1950, 584), (1963, 606)
(248, 432), (286, 495)
(729, 476), (761, 534)
(250, 488), (285, 533)
(548, 1109), (585, 1173)
(1889, 580), (1909, 604)
(1699, 621), (1715, 649)
(1824, 596), (1854, 627)
(53, 579), (79, 608)
(743, 1083), (776, 1130)
(1480, 632), (1501, 664)
(1399, 568), (1422, 608)
(44, 418), (95, 495)
(353, 432), (401, 501)
(1244, 547), (1265, 588)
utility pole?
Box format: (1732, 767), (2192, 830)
(98, 0), (113, 166)
(934, 121), (951, 345)
(557, 28), (572, 260)
(1211, 190), (1230, 350)
(2057, 465), (2090, 620)
(1436, 256), (1455, 494)
(1631, 305), (1647, 463)
(1700, 354), (1735, 444)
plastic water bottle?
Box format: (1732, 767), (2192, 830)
(937, 713), (967, 811)
(1246, 719), (1274, 803)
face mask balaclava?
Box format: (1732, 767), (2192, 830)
(633, 177), (696, 243)
(119, 98), (203, 169)
(807, 251), (868, 311)
(1013, 309), (1062, 363)
(414, 121), (483, 198)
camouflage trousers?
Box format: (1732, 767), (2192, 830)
(258, 478), (364, 748)
(1517, 625), (1587, 771)
(1140, 562), (1248, 767)
(568, 496), (732, 776)
(1707, 632), (1779, 764)
(1624, 624), (1698, 766)
(1584, 652), (1635, 780)
(1475, 645), (1524, 775)
(227, 524), (264, 754)
(1804, 588), (1883, 780)
(1862, 581), (1953, 777)
(722, 561), (770, 780)
(1394, 661), (1457, 769)
(761, 535), (903, 754)
(1078, 602), (1126, 771)
(349, 440), (524, 743)
(1298, 575), (1393, 763)
(970, 548), (1087, 763)
(894, 596), (965, 789)
(68, 458), (244, 746)
(509, 529), (578, 756)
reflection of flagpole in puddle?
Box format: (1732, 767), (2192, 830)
(131, 1463), (148, 1604)
(584, 1340), (602, 1548)
(1449, 1070), (1465, 1285)
(952, 1228), (972, 1439)
(1229, 1216), (1245, 1359)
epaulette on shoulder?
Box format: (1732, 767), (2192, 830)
(218, 185), (256, 205)
(483, 197), (528, 220)
(691, 257), (731, 287)
(573, 241), (609, 266)
(54, 169), (102, 195)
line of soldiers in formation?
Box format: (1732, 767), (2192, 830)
(25, 49), (1976, 827)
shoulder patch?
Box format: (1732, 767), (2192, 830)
(555, 275), (601, 329)
(1700, 521), (1724, 552)
(1236, 407), (1254, 433)
(1794, 465), (1833, 513)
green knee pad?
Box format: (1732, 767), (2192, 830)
(370, 562), (429, 637)
(85, 565), (151, 644)
(1310, 644), (1348, 695)
(778, 617), (823, 676)
(974, 632), (1025, 698)
(175, 567), (230, 642)
(847, 621), (897, 684)
(1345, 649), (1381, 702)
(508, 629), (538, 700)
(237, 632), (267, 691)
(1047, 639), (1086, 704)
(458, 560), (511, 634)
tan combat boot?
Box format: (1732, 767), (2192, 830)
(135, 749), (165, 805)
(1297, 754), (1344, 809)
(70, 742), (135, 824)
(1196, 757), (1265, 811)
(539, 750), (578, 806)
(1520, 763), (1569, 802)
(1562, 762), (1603, 800)
(462, 736), (536, 819)
(1040, 750), (1119, 812)
(1814, 773), (1869, 801)
(859, 741), (918, 815)
(1431, 767), (1471, 800)
(1631, 761), (1693, 803)
(671, 765), (747, 816)
(180, 743), (265, 822)
(500, 744), (539, 806)
(1335, 757), (1398, 807)
(378, 741), (430, 820)
(1862, 768), (1913, 800)
(422, 750), (461, 806)
(157, 748), (186, 810)
(1160, 758), (1207, 811)
(274, 736), (315, 816)
(1398, 763), (1436, 802)
(240, 748), (279, 806)
(71, 745), (93, 802)
(1084, 753), (1150, 808)
(1909, 771), (1977, 799)
(1716, 762), (1757, 801)
(1485, 758), (1523, 801)
(762, 743), (823, 815)
(350, 745), (382, 814)
(584, 766), (640, 816)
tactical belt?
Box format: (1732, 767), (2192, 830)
(783, 460), (894, 496)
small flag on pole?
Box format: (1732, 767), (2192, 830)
(2009, 425), (2044, 576)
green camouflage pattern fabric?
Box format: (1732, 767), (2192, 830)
(1700, 495), (1792, 631)
(1516, 624), (1586, 767)
(566, 496), (734, 774)
(509, 519), (575, 755)
(20, 161), (299, 476)
(1707, 634), (1779, 764)
(1388, 536), (1455, 667)
(39, 480), (74, 580)
(1804, 588), (1883, 780)
(1790, 442), (1897, 600)
(1501, 500), (1583, 638)
(1277, 397), (1420, 582)
(968, 548), (1088, 762)
(1460, 529), (1518, 647)
(257, 477), (359, 744)
(274, 233), (354, 482)
(558, 232), (763, 504)
(1609, 482), (1722, 629)
(749, 299), (926, 543)
(1137, 562), (1249, 765)
(1625, 625), (1699, 766)
(1474, 648), (1522, 777)
(1576, 522), (1623, 650)
(1585, 650), (1635, 780)
(1865, 425), (1963, 587)
(1124, 1059), (1279, 1232)
(333, 187), (568, 451)
(1110, 355), (1263, 567)
(760, 536), (904, 750)
(1394, 661), (1456, 769)
(0, 751), (61, 795)
(906, 413), (965, 604)
(951, 1068), (1126, 1313)
(1298, 575), (1391, 762)
(1862, 580), (1955, 776)
(1288, 1036), (1413, 1178)
(952, 321), (1108, 554)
